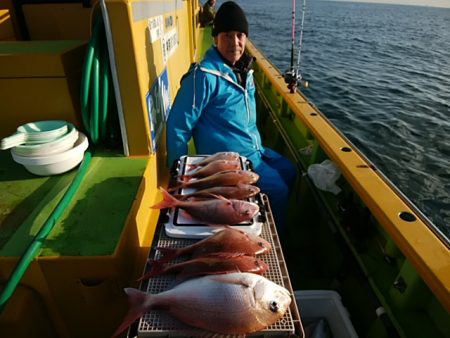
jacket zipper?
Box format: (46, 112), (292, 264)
(244, 83), (260, 151)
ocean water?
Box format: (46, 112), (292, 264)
(232, 0), (450, 238)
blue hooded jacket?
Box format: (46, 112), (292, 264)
(166, 46), (265, 166)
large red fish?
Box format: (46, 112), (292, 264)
(152, 187), (259, 225)
(168, 170), (259, 192)
(183, 159), (241, 179)
(173, 184), (260, 200)
(112, 273), (292, 337)
(155, 227), (271, 262)
(138, 253), (269, 282)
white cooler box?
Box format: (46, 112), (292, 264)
(295, 290), (358, 338)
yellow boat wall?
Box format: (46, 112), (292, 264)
(104, 0), (203, 156)
(0, 0), (19, 40)
(247, 40), (449, 309)
(100, 0), (208, 272)
(245, 40), (450, 337)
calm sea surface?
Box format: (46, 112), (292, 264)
(232, 0), (450, 238)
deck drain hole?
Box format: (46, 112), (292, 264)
(399, 211), (416, 222)
(341, 147), (352, 152)
(310, 112), (318, 116)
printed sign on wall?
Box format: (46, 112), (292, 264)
(148, 15), (163, 42)
(146, 68), (171, 152)
(162, 28), (178, 63)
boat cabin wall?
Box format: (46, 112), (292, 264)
(0, 0), (205, 161)
(0, 0), (93, 139)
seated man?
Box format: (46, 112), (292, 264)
(200, 0), (216, 27)
(166, 1), (297, 234)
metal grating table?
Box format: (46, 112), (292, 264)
(136, 194), (304, 338)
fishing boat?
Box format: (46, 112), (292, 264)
(0, 1), (448, 337)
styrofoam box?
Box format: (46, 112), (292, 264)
(295, 290), (358, 338)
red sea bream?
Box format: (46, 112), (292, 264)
(189, 152), (240, 167)
(155, 227), (271, 261)
(138, 253), (269, 281)
(151, 187), (259, 225)
(183, 159), (242, 179)
(173, 183), (260, 200)
(113, 272), (292, 336)
(168, 170), (259, 192)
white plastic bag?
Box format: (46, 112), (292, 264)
(307, 159), (342, 195)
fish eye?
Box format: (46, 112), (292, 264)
(258, 241), (265, 247)
(269, 301), (279, 313)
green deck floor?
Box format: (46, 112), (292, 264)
(0, 150), (147, 257)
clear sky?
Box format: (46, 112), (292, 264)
(331, 0), (450, 8)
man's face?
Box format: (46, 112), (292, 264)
(214, 31), (247, 65)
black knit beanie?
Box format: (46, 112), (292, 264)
(212, 1), (249, 37)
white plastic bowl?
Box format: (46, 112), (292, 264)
(11, 132), (89, 176)
(12, 123), (79, 156)
(1, 120), (69, 149)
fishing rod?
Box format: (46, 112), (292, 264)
(284, 0), (309, 93)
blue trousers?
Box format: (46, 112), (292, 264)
(252, 148), (297, 235)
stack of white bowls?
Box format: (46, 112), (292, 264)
(1, 120), (89, 176)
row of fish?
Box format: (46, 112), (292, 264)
(139, 226), (272, 281)
(113, 227), (292, 336)
(155, 152), (262, 226)
(112, 153), (292, 337)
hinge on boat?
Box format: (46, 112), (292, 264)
(393, 276), (407, 293)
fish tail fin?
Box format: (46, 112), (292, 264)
(137, 260), (165, 281)
(112, 288), (150, 337)
(151, 187), (179, 209)
(155, 246), (180, 261)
